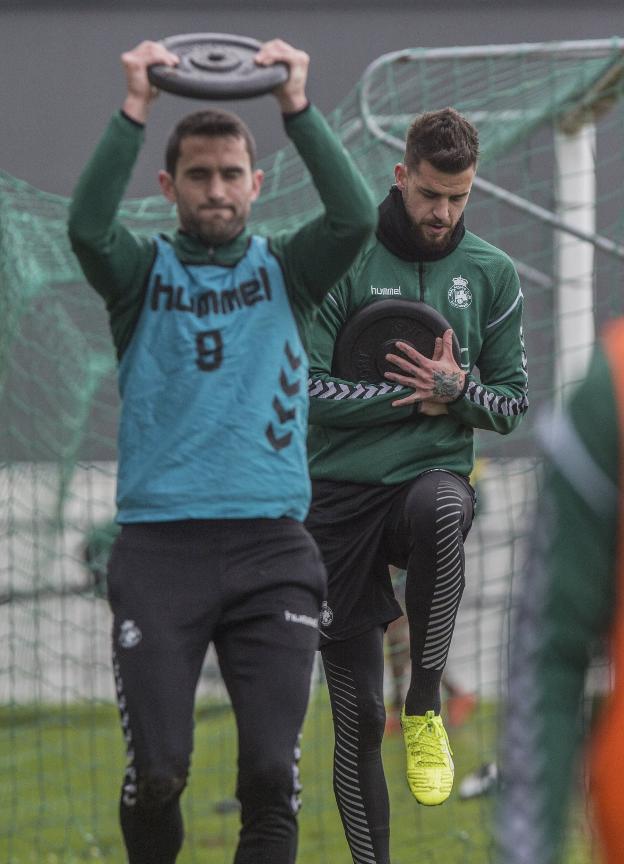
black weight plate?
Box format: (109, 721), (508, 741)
(147, 33), (289, 100)
(332, 299), (461, 383)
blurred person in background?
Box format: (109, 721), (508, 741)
(498, 318), (624, 864)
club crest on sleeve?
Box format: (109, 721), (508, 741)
(448, 275), (472, 309)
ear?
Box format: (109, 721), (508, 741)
(158, 170), (177, 204)
(394, 162), (408, 191)
(250, 168), (265, 203)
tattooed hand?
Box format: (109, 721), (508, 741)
(384, 329), (465, 408)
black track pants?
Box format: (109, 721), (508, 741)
(107, 518), (324, 864)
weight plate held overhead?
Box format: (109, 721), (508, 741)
(147, 33), (289, 100)
(332, 299), (461, 383)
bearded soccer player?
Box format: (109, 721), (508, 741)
(68, 37), (376, 864)
(306, 107), (528, 863)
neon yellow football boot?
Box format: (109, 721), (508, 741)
(400, 707), (454, 805)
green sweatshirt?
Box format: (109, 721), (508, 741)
(68, 105), (377, 360)
(499, 341), (618, 864)
(307, 209), (529, 483)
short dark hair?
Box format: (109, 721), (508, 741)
(404, 107), (479, 173)
(165, 109), (257, 176)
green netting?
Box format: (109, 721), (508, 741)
(2, 38), (624, 863)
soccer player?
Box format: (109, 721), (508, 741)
(498, 319), (623, 864)
(305, 107), (528, 862)
(68, 38), (376, 864)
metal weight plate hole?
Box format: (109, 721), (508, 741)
(189, 46), (242, 73)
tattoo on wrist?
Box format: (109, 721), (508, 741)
(432, 370), (462, 400)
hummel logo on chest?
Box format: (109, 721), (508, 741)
(370, 285), (402, 296)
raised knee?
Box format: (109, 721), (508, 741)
(403, 489), (438, 535)
(136, 770), (187, 810)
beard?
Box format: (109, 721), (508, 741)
(181, 205), (246, 246)
(410, 220), (454, 256)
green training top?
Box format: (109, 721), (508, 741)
(307, 206), (529, 484)
(68, 105), (376, 361)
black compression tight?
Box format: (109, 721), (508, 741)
(319, 471), (473, 864)
(388, 470), (474, 714)
(321, 629), (390, 864)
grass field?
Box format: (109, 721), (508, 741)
(0, 687), (593, 863)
